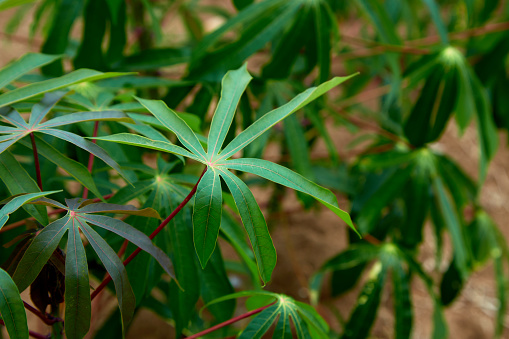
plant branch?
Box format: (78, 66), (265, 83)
(0, 319), (50, 339)
(90, 167), (208, 300)
(407, 21), (509, 46)
(82, 121), (100, 200)
(185, 301), (277, 339)
(30, 133), (43, 191)
(23, 301), (62, 325)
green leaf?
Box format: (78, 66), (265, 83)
(77, 202), (160, 219)
(239, 303), (280, 339)
(357, 0), (401, 45)
(223, 158), (356, 233)
(341, 262), (387, 339)
(83, 214), (175, 280)
(193, 168), (222, 267)
(0, 268), (28, 339)
(470, 73), (498, 182)
(12, 217), (69, 292)
(393, 264), (412, 339)
(199, 246), (235, 322)
(217, 167), (276, 284)
(92, 133), (197, 162)
(284, 114), (313, 179)
(39, 110), (132, 128)
(0, 53), (62, 90)
(217, 74), (356, 161)
(19, 136), (102, 199)
(321, 244), (380, 271)
(79, 222), (135, 330)
(420, 0), (449, 44)
(135, 97), (207, 160)
(295, 301), (329, 338)
(313, 2), (332, 84)
(41, 129), (129, 182)
(65, 223), (91, 339)
(433, 177), (470, 279)
(494, 253), (506, 339)
(29, 91), (67, 127)
(0, 191), (60, 229)
(207, 64), (252, 157)
(0, 151), (48, 225)
(0, 69), (130, 107)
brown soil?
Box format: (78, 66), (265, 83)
(1, 4), (508, 339)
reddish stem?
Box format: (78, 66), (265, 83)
(185, 301), (277, 339)
(90, 167), (208, 300)
(23, 301), (62, 325)
(117, 239), (129, 258)
(82, 121), (100, 200)
(0, 319), (50, 339)
(30, 133), (43, 191)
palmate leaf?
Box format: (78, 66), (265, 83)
(96, 64), (356, 283)
(0, 93), (131, 185)
(202, 291), (328, 339)
(11, 198), (173, 339)
(312, 243), (445, 339)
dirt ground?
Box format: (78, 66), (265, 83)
(1, 4), (509, 339)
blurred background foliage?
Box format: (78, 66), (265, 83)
(1, 0), (509, 338)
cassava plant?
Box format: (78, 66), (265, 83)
(0, 53), (355, 338)
(1, 0), (509, 338)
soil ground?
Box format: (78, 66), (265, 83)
(1, 4), (508, 339)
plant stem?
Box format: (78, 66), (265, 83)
(185, 301), (276, 339)
(30, 133), (43, 191)
(23, 301), (62, 325)
(0, 319), (50, 339)
(90, 167), (208, 300)
(82, 121), (100, 200)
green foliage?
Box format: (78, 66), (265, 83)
(1, 0), (509, 338)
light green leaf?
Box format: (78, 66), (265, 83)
(0, 191), (60, 229)
(217, 75), (356, 161)
(223, 158), (356, 234)
(0, 268), (28, 339)
(193, 168), (222, 267)
(207, 64), (252, 157)
(93, 133), (198, 162)
(217, 167), (276, 284)
(39, 110), (132, 128)
(0, 69), (130, 107)
(135, 97), (207, 160)
(0, 53), (61, 90)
